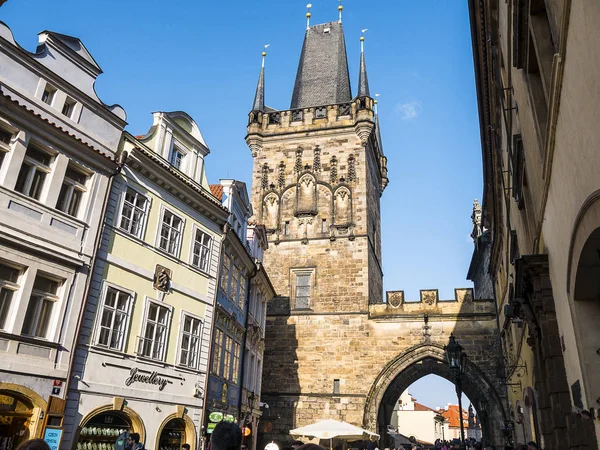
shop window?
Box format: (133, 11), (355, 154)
(22, 274), (62, 338)
(0, 262), (21, 330)
(212, 328), (224, 375)
(119, 187), (149, 238)
(96, 286), (132, 351)
(191, 228), (212, 272)
(56, 164), (89, 217)
(158, 419), (186, 450)
(179, 314), (203, 369)
(0, 393), (34, 450)
(220, 255), (231, 296)
(158, 209), (184, 256)
(15, 144), (52, 200)
(78, 411), (132, 450)
(137, 301), (171, 361)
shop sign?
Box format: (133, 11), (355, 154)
(207, 423), (217, 434)
(43, 428), (63, 450)
(224, 415), (235, 423)
(209, 412), (223, 423)
(125, 367), (171, 391)
(242, 426), (251, 437)
(265, 443), (279, 450)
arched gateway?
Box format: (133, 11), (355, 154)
(246, 13), (507, 450)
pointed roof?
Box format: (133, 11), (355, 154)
(252, 66), (265, 111)
(290, 21), (352, 109)
(357, 50), (370, 97)
(38, 31), (102, 76)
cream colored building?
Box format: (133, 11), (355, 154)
(469, 0), (600, 449)
(62, 112), (229, 450)
(390, 390), (444, 445)
(0, 22), (125, 448)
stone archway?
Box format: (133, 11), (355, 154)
(363, 343), (507, 447)
(155, 413), (197, 450)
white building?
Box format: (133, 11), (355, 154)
(0, 22), (126, 448)
(390, 390), (445, 446)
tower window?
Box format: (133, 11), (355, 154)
(292, 269), (314, 310)
(284, 221), (290, 235)
(333, 379), (340, 394)
(321, 219), (327, 233)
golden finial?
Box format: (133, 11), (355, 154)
(262, 44), (270, 68)
(338, 0), (343, 23)
(306, 3), (312, 30)
(361, 29), (368, 52)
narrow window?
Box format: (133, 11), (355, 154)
(333, 379), (340, 394)
(22, 274), (62, 338)
(56, 164), (88, 217)
(159, 210), (183, 255)
(0, 262), (21, 330)
(138, 302), (170, 360)
(96, 287), (131, 351)
(212, 328), (224, 374)
(231, 265), (240, 301)
(41, 85), (57, 105)
(192, 229), (212, 271)
(295, 272), (312, 309)
(179, 314), (203, 369)
(511, 135), (526, 210)
(321, 219), (327, 233)
(61, 97), (77, 118)
(232, 340), (241, 383)
(220, 255), (231, 295)
(119, 187), (149, 238)
(15, 145), (52, 200)
(284, 221), (290, 235)
(238, 275), (246, 310)
(223, 335), (233, 380)
(0, 128), (13, 170)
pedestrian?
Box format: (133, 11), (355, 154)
(209, 422), (242, 450)
(127, 433), (145, 450)
(16, 440), (51, 450)
(182, 444), (191, 450)
(526, 442), (539, 450)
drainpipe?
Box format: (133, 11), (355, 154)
(63, 149), (127, 427)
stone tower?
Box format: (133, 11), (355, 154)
(246, 15), (389, 444)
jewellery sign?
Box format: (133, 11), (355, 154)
(125, 368), (172, 391)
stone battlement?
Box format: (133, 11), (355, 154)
(369, 288), (495, 318)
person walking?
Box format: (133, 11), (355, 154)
(127, 433), (145, 450)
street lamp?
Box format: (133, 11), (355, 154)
(445, 334), (467, 449)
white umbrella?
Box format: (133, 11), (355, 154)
(290, 418), (379, 443)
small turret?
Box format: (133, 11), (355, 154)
(251, 49), (267, 112)
(357, 33), (370, 98)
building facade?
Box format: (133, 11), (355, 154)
(0, 22), (126, 448)
(390, 390), (444, 446)
(62, 112), (229, 450)
(206, 181), (275, 450)
(469, 0), (600, 449)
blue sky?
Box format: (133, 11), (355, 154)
(2, 0), (482, 410)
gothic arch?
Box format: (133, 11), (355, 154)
(363, 343), (506, 446)
(262, 192), (280, 232)
(77, 403), (146, 447)
(333, 186), (352, 226)
(296, 173), (317, 215)
(0, 382), (47, 439)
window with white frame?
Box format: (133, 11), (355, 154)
(158, 209), (183, 255)
(138, 301), (170, 360)
(0, 128), (13, 169)
(179, 314), (203, 369)
(212, 328), (224, 374)
(96, 286), (132, 351)
(231, 265), (240, 301)
(192, 228), (212, 272)
(220, 255), (231, 294)
(232, 340), (241, 383)
(292, 269), (314, 309)
(169, 146), (185, 170)
(22, 274), (62, 338)
(15, 144), (52, 200)
(0, 262), (21, 330)
(119, 187), (149, 238)
(56, 164), (88, 217)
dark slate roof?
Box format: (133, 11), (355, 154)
(357, 51), (370, 98)
(290, 21), (352, 109)
(252, 66), (265, 111)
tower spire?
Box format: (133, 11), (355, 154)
(306, 4), (312, 30)
(357, 31), (370, 98)
(252, 45), (269, 112)
(338, 0), (343, 23)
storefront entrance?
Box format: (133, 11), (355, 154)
(0, 393), (34, 450)
(78, 412), (132, 450)
(158, 419), (185, 450)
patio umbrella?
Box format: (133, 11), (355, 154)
(290, 418), (379, 448)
